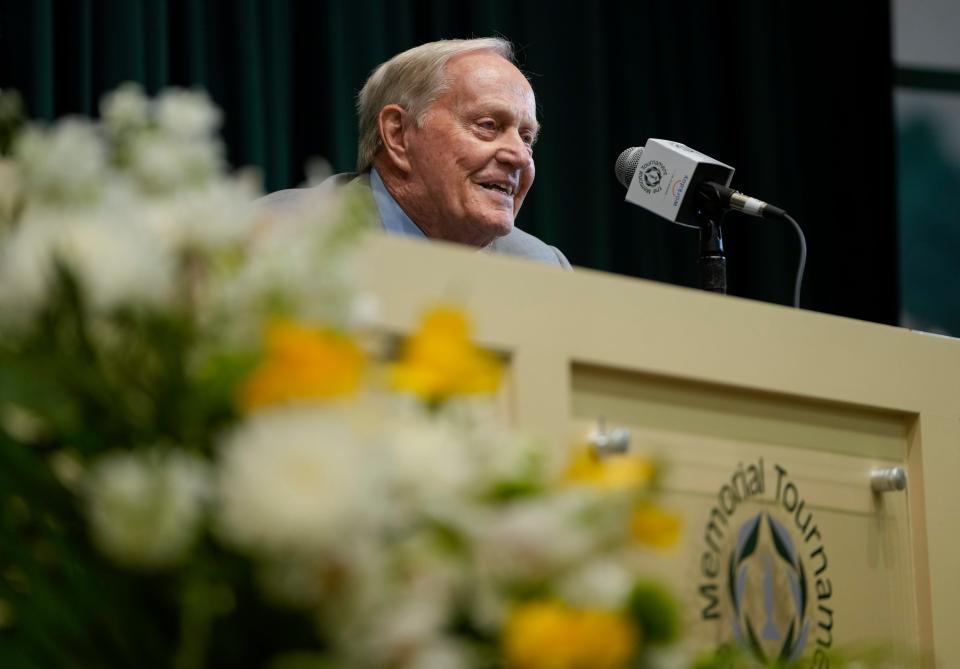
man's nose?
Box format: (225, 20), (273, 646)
(495, 130), (533, 170)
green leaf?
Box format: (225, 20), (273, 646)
(626, 581), (680, 644)
(486, 478), (542, 502)
(0, 352), (82, 440)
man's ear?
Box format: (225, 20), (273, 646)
(377, 104), (413, 173)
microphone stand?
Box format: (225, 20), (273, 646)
(694, 183), (729, 294)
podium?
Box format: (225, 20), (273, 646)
(358, 234), (960, 666)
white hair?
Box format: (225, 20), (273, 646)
(355, 37), (516, 172)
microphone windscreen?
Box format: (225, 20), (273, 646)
(614, 147), (644, 188)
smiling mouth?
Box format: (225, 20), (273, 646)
(479, 182), (515, 196)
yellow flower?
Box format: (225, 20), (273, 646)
(630, 504), (682, 548)
(503, 601), (637, 669)
(564, 448), (655, 491)
(239, 318), (364, 411)
(390, 305), (502, 401)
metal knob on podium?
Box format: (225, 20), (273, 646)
(870, 466), (907, 493)
(587, 419), (631, 457)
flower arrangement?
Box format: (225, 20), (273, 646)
(0, 85), (914, 669)
(0, 85), (687, 669)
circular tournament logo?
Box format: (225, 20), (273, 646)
(728, 512), (809, 664)
(696, 460), (836, 668)
(637, 160), (666, 194)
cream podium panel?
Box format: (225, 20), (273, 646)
(357, 234), (960, 667)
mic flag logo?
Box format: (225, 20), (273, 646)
(637, 160), (667, 194)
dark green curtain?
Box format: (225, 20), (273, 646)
(0, 0), (898, 325)
(897, 115), (960, 336)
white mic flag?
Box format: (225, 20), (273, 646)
(621, 139), (735, 228)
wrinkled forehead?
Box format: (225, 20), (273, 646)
(466, 58), (534, 95)
(439, 52), (537, 118)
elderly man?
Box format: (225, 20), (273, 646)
(263, 38), (569, 268)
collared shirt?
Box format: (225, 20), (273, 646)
(370, 168), (426, 239)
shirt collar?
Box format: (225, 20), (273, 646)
(370, 168), (426, 239)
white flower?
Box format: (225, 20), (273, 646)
(258, 534), (393, 620)
(323, 534), (464, 666)
(475, 492), (600, 583)
(369, 594), (451, 663)
(128, 132), (222, 193)
(375, 400), (552, 514)
(215, 407), (380, 555)
(139, 178), (259, 252)
(0, 205), (176, 319)
(205, 188), (365, 335)
(129, 134), (182, 191)
(464, 491), (614, 630)
(58, 214), (176, 311)
(14, 118), (106, 206)
(347, 291), (380, 328)
(100, 82), (149, 134)
(0, 216), (57, 320)
(405, 639), (471, 669)
(84, 448), (211, 569)
(644, 644), (694, 669)
(558, 558), (635, 609)
(155, 88), (221, 139)
(381, 411), (475, 508)
(435, 400), (554, 490)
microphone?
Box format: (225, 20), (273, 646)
(615, 139), (805, 309)
(614, 140), (787, 226)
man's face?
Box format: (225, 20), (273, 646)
(402, 51), (538, 246)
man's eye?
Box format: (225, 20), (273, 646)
(477, 120), (497, 131)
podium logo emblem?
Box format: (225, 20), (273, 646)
(696, 459), (837, 667)
(728, 512), (809, 664)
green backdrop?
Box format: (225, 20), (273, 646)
(0, 0), (899, 325)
